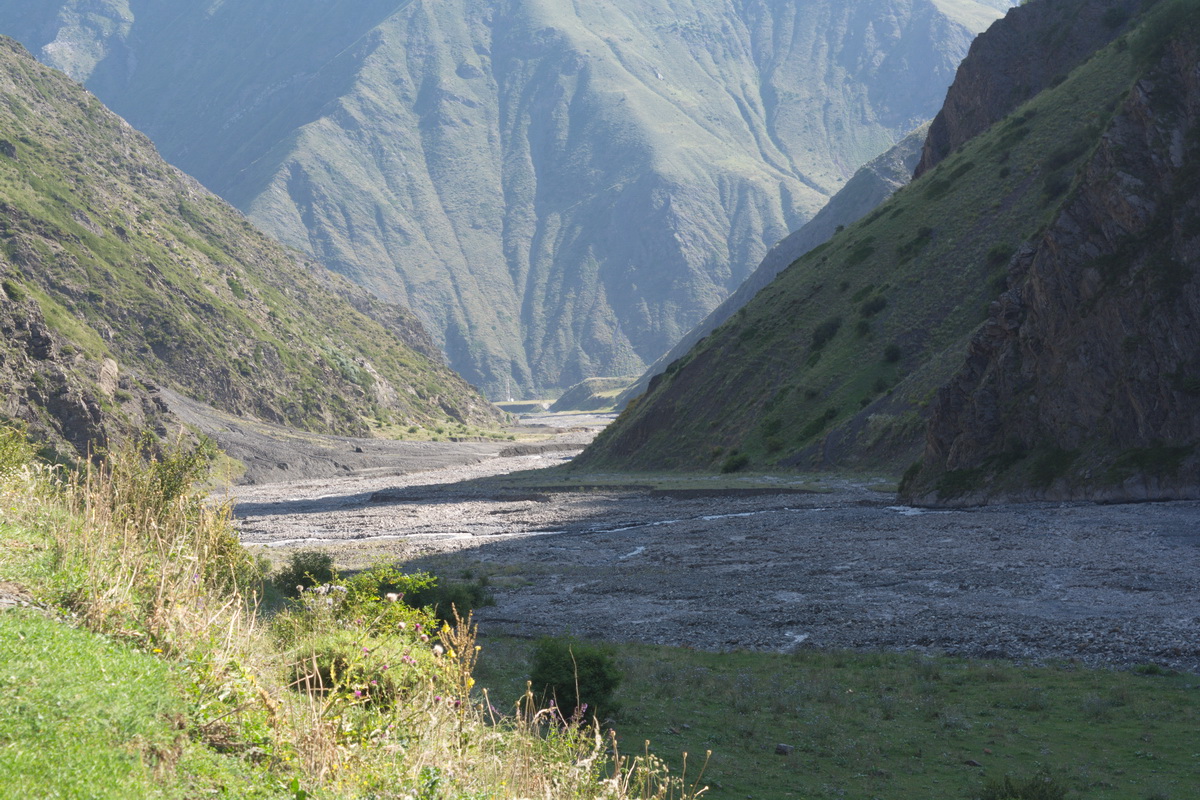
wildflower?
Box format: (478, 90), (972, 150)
(397, 621), (407, 631)
(385, 592), (400, 603)
(420, 633), (429, 643)
(432, 644), (445, 657)
(362, 646), (371, 654)
(354, 690), (363, 698)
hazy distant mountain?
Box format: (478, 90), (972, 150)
(617, 122), (930, 409)
(1, 0), (1009, 397)
(0, 36), (499, 458)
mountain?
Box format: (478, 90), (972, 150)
(0, 0), (1010, 397)
(0, 36), (499, 459)
(615, 123), (930, 409)
(903, 0), (1200, 503)
(578, 0), (1200, 504)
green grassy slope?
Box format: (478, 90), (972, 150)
(0, 37), (499, 454)
(1, 0), (1009, 397)
(578, 28), (1140, 474)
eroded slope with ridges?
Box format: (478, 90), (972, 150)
(0, 37), (499, 456)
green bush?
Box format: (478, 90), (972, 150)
(404, 577), (496, 623)
(721, 453), (750, 473)
(0, 424), (35, 479)
(274, 550), (337, 597)
(811, 317), (842, 349)
(529, 636), (622, 721)
(1, 278), (24, 302)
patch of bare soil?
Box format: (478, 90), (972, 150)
(233, 442), (1200, 672)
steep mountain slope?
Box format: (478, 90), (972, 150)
(0, 37), (498, 457)
(1, 0), (1010, 397)
(903, 4), (1200, 503)
(579, 0), (1187, 494)
(915, 0), (1142, 177)
(616, 123), (930, 409)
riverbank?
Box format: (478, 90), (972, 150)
(232, 443), (1200, 673)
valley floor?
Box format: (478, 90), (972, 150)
(232, 429), (1200, 674)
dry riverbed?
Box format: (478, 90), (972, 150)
(232, 427), (1200, 673)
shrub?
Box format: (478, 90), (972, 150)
(404, 576), (496, 623)
(1030, 448), (1079, 488)
(978, 773), (1068, 800)
(529, 636), (622, 721)
(721, 453), (750, 473)
(0, 424), (35, 480)
(811, 317), (842, 349)
(883, 343), (902, 363)
(1, 278), (24, 302)
(274, 550), (337, 597)
(859, 295), (888, 317)
(986, 243), (1016, 268)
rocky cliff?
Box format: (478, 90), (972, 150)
(915, 0), (1141, 177)
(1, 0), (1009, 397)
(904, 10), (1200, 503)
(0, 37), (499, 458)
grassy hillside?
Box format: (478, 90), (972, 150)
(578, 21), (1141, 474)
(2, 0), (1010, 397)
(0, 36), (499, 456)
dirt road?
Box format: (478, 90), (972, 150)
(232, 436), (1200, 672)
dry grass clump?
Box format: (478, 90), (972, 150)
(0, 425), (703, 799)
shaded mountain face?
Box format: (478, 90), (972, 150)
(905, 9), (1200, 503)
(1, 0), (1008, 397)
(0, 37), (499, 458)
(616, 123), (930, 409)
(579, 0), (1200, 503)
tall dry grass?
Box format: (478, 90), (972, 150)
(2, 426), (705, 798)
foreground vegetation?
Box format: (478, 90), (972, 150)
(3, 423), (1197, 798)
(0, 426), (699, 799)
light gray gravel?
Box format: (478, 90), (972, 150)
(233, 443), (1200, 673)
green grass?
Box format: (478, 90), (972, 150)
(0, 611), (275, 799)
(476, 637), (1200, 800)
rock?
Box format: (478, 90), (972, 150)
(775, 743), (794, 756)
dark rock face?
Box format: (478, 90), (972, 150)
(914, 0), (1140, 178)
(910, 37), (1200, 503)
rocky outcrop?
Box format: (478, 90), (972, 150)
(914, 0), (1140, 177)
(906, 31), (1200, 503)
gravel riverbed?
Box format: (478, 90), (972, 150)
(233, 440), (1200, 673)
